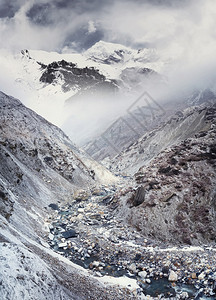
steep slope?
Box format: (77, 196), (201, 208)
(0, 90), (117, 232)
(111, 100), (216, 174)
(85, 89), (216, 164)
(0, 91), (135, 300)
(110, 103), (216, 245)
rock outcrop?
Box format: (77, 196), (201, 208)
(40, 59), (118, 94)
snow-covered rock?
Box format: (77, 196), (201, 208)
(198, 272), (206, 280)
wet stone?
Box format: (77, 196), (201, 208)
(48, 203), (59, 210)
(46, 183), (216, 299)
(62, 229), (77, 239)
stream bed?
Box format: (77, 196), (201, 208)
(46, 186), (216, 299)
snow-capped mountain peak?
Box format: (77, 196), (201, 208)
(0, 41), (165, 144)
(84, 40), (134, 64)
(84, 40), (159, 67)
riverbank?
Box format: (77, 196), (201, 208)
(45, 184), (216, 299)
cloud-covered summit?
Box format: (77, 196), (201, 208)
(0, 0), (216, 97)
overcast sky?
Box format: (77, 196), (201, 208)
(0, 0), (215, 55)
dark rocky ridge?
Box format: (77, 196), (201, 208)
(39, 59), (118, 93)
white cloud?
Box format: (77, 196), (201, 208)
(88, 20), (96, 34)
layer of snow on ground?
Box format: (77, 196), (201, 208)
(145, 246), (216, 252)
(0, 243), (65, 300)
(99, 275), (139, 290)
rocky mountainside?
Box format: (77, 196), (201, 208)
(84, 89), (216, 163)
(112, 104), (216, 244)
(1, 91), (216, 299)
(0, 89), (118, 225)
(0, 91), (133, 300)
(91, 93), (216, 246)
(113, 92), (216, 173)
(39, 57), (118, 94)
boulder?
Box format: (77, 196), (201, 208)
(132, 186), (145, 207)
(62, 229), (77, 239)
(128, 263), (137, 274)
(58, 242), (67, 248)
(168, 270), (178, 282)
(74, 190), (90, 201)
(198, 272), (205, 280)
(138, 271), (147, 279)
(48, 203), (59, 211)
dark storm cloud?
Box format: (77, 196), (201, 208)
(0, 0), (195, 51)
(24, 0), (106, 50)
(0, 0), (188, 20)
(0, 2), (15, 18)
(22, 0), (192, 51)
(26, 0), (110, 26)
(135, 0), (188, 6)
(0, 0), (26, 18)
(25, 0), (190, 27)
(64, 27), (104, 51)
(26, 2), (53, 26)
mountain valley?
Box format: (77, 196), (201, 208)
(0, 84), (215, 299)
